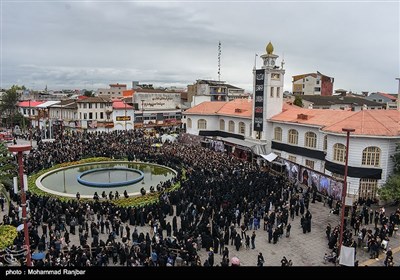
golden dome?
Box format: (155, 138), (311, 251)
(266, 41), (274, 54)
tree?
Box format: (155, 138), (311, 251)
(391, 143), (400, 174)
(378, 143), (400, 202)
(0, 85), (24, 129)
(0, 141), (16, 181)
(378, 174), (400, 202)
(84, 90), (94, 97)
(293, 95), (303, 107)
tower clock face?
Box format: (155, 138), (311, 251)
(264, 59), (269, 66)
(270, 59), (275, 66)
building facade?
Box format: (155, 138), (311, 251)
(292, 72), (334, 96)
(183, 42), (400, 200)
(187, 79), (247, 107)
(365, 92), (398, 110)
(97, 83), (127, 100)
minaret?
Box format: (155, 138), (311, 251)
(252, 41), (285, 140)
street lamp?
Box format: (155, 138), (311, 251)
(8, 144), (32, 267)
(60, 102), (63, 141)
(338, 127), (355, 258)
(124, 100), (127, 131)
(28, 99), (32, 146)
(141, 99), (145, 127)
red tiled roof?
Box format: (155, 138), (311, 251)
(184, 101), (227, 115)
(322, 110), (400, 136)
(185, 99), (252, 118)
(18, 101), (45, 107)
(377, 92), (397, 101)
(271, 106), (400, 136)
(187, 99), (400, 137)
(270, 107), (356, 127)
(112, 100), (133, 109)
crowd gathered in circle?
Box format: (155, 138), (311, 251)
(0, 128), (399, 267)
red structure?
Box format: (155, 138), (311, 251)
(338, 128), (355, 259)
(8, 144), (32, 266)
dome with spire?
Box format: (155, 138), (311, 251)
(266, 41), (274, 54)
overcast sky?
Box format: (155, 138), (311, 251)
(1, 0), (399, 94)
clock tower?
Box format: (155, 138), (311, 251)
(252, 41), (285, 140)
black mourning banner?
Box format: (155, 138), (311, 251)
(254, 69), (265, 131)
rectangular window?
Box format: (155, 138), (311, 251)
(331, 172), (344, 181)
(100, 112), (104, 119)
(80, 112), (82, 119)
(359, 178), (378, 200)
(95, 112), (98, 119)
(305, 159), (314, 169)
(270, 87), (274, 97)
(277, 87), (280, 98)
(288, 155), (296, 163)
(95, 104), (98, 109)
(83, 103), (87, 109)
(314, 87), (321, 92)
(89, 103), (92, 109)
(83, 113), (87, 120)
(316, 80), (320, 85)
(89, 112), (93, 119)
(100, 103), (104, 109)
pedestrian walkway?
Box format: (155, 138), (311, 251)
(1, 182), (399, 266)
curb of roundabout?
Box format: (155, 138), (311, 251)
(77, 167), (144, 187)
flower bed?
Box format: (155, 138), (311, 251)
(0, 225), (17, 250)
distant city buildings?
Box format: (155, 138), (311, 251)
(297, 95), (384, 111)
(292, 71), (334, 96)
(187, 79), (248, 107)
(365, 92), (398, 110)
(97, 83), (127, 100)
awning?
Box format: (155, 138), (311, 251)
(222, 137), (256, 151)
(221, 137), (269, 155)
(36, 101), (60, 108)
(260, 152), (278, 162)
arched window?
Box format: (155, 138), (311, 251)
(323, 135), (327, 151)
(228, 121), (235, 133)
(187, 118), (192, 128)
(274, 127), (282, 141)
(288, 129), (298, 145)
(220, 119), (225, 131)
(333, 143), (346, 163)
(362, 146), (381, 167)
(238, 122), (246, 134)
(198, 119), (207, 130)
(305, 132), (317, 148)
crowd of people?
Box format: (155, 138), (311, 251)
(0, 128), (398, 266)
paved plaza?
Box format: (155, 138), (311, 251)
(1, 191), (399, 267)
(1, 139), (399, 267)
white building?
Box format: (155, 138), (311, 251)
(112, 100), (134, 131)
(76, 97), (113, 131)
(97, 83), (127, 100)
(183, 41), (400, 200)
(132, 89), (183, 128)
(187, 80), (247, 107)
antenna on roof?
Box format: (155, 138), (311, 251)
(218, 41), (221, 81)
